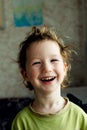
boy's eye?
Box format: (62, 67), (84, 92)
(32, 62), (41, 65)
(51, 59), (59, 62)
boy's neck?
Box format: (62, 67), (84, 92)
(31, 90), (66, 114)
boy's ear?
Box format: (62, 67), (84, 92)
(20, 69), (28, 81)
(64, 63), (68, 75)
(65, 63), (68, 70)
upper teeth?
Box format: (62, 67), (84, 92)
(41, 77), (55, 81)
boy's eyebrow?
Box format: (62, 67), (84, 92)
(50, 54), (59, 56)
(30, 55), (61, 60)
(50, 54), (62, 57)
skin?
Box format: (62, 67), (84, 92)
(21, 40), (68, 114)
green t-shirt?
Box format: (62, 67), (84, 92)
(11, 98), (87, 130)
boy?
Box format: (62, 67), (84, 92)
(11, 25), (87, 130)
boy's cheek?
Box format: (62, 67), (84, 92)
(29, 71), (38, 78)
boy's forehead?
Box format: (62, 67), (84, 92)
(27, 39), (60, 49)
(26, 42), (60, 55)
(26, 41), (62, 59)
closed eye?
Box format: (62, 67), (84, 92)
(51, 59), (59, 62)
(32, 61), (41, 65)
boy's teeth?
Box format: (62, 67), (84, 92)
(41, 77), (55, 81)
(42, 77), (51, 80)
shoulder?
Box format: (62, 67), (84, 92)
(69, 101), (85, 113)
(68, 99), (87, 121)
(11, 107), (30, 130)
(64, 97), (87, 116)
(12, 107), (29, 124)
(14, 106), (29, 120)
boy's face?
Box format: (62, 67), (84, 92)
(22, 40), (67, 94)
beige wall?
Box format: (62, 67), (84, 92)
(0, 0), (87, 97)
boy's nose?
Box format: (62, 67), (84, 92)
(42, 62), (52, 73)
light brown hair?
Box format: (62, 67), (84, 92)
(18, 25), (73, 90)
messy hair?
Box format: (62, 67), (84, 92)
(18, 25), (73, 90)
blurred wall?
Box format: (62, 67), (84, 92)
(0, 0), (87, 98)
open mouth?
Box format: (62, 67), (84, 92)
(41, 76), (56, 82)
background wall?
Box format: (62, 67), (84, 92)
(0, 0), (87, 98)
